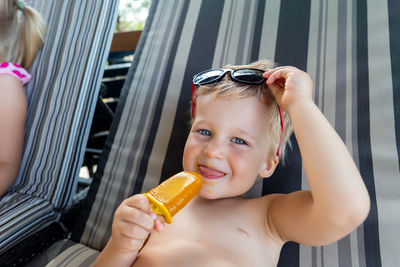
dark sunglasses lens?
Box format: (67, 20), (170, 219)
(193, 69), (225, 85)
(232, 69), (265, 84)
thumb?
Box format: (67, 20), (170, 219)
(267, 80), (283, 96)
(266, 80), (284, 106)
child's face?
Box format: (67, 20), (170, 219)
(183, 94), (277, 199)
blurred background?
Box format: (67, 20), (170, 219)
(79, 0), (150, 185)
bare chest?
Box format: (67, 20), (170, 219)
(134, 198), (282, 267)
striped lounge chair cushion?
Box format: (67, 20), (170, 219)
(39, 0), (400, 266)
(0, 0), (118, 256)
(0, 193), (56, 253)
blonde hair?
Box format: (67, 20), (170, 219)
(193, 60), (293, 162)
(0, 0), (46, 69)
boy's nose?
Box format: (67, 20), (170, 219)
(203, 141), (225, 160)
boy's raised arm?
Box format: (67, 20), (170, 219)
(262, 67), (370, 246)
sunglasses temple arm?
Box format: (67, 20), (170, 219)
(277, 105), (284, 157)
(191, 82), (196, 118)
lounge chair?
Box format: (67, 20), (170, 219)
(30, 0), (400, 266)
(0, 0), (119, 264)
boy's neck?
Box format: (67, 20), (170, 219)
(192, 195), (246, 206)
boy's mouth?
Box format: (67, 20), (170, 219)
(198, 165), (225, 179)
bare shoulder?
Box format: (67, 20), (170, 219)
(0, 74), (24, 88)
(0, 75), (27, 112)
(0, 74), (27, 165)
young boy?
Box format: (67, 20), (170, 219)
(94, 60), (370, 267)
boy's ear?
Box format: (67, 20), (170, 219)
(258, 156), (279, 178)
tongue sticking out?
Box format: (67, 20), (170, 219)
(199, 165), (225, 179)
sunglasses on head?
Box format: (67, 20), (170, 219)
(191, 68), (284, 157)
(192, 68), (266, 86)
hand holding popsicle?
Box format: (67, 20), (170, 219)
(107, 172), (202, 255)
(95, 194), (164, 266)
(110, 194), (161, 254)
(95, 172), (203, 266)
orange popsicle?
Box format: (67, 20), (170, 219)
(143, 171), (203, 223)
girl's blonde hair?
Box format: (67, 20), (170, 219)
(194, 60), (293, 162)
(0, 0), (46, 69)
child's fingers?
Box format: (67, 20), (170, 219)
(264, 68), (290, 86)
(267, 83), (283, 98)
(116, 196), (157, 231)
(117, 206), (155, 231)
(154, 215), (165, 233)
(114, 233), (146, 251)
(116, 194), (166, 236)
(123, 194), (158, 221)
(111, 213), (152, 251)
(265, 72), (287, 96)
(263, 66), (289, 79)
(124, 194), (152, 213)
(118, 220), (151, 240)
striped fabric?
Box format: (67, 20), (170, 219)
(45, 243), (99, 267)
(0, 0), (118, 256)
(46, 0), (399, 266)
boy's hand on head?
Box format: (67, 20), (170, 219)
(263, 66), (313, 113)
(110, 194), (165, 253)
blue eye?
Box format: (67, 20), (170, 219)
(198, 129), (211, 136)
(232, 137), (247, 145)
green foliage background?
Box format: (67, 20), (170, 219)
(116, 0), (151, 32)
